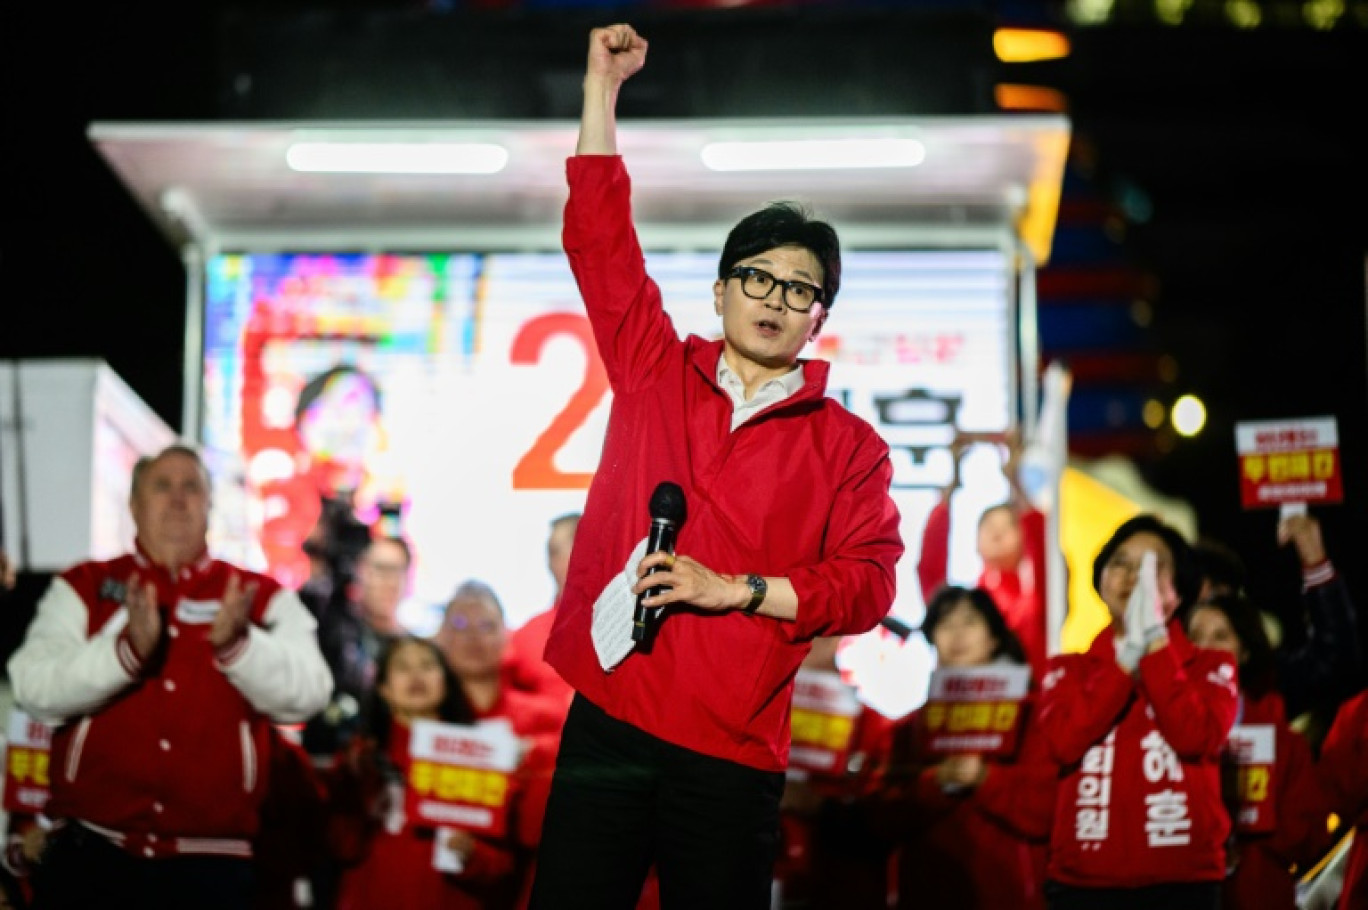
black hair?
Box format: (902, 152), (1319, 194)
(366, 535), (412, 569)
(718, 202), (842, 310)
(1192, 536), (1247, 598)
(921, 585), (1028, 667)
(1187, 593), (1277, 698)
(294, 363), (383, 428)
(361, 635), (476, 755)
(1091, 514), (1201, 613)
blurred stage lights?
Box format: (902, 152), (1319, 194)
(1066, 0), (1115, 25)
(1143, 399), (1167, 429)
(700, 139), (926, 172)
(1171, 394), (1207, 437)
(1156, 0), (1196, 25)
(995, 84), (1070, 112)
(1304, 0), (1345, 29)
(993, 28), (1072, 63)
(1226, 0), (1263, 27)
(285, 142), (509, 174)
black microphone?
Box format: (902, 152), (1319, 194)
(879, 615), (916, 641)
(632, 481), (687, 643)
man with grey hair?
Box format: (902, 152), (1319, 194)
(7, 442), (333, 909)
(501, 513), (580, 713)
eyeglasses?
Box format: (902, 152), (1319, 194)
(727, 266), (824, 314)
(445, 615), (502, 636)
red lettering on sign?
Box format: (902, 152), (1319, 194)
(432, 735), (495, 762)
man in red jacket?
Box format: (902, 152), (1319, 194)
(529, 23), (904, 910)
(6, 443), (333, 910)
(501, 512), (579, 715)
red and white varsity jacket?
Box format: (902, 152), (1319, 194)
(6, 544), (333, 858)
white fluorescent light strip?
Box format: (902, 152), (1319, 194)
(700, 138), (926, 172)
(286, 142), (509, 174)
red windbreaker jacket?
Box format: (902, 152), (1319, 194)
(544, 156), (905, 772)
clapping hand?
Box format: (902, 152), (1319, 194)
(209, 573), (257, 650)
(1117, 551), (1166, 673)
(125, 575), (164, 662)
(1134, 550), (1169, 649)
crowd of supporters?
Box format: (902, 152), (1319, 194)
(0, 442), (1364, 909)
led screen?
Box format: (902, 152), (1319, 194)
(202, 248), (1015, 713)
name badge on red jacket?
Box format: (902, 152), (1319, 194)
(1226, 724), (1277, 834)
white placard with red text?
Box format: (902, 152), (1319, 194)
(3, 709), (54, 815)
(1226, 724), (1277, 834)
(922, 664), (1031, 756)
(1235, 416), (1342, 509)
(404, 719), (521, 837)
(789, 668), (864, 775)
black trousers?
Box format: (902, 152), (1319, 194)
(530, 694), (785, 910)
(32, 822), (255, 910)
(1045, 879), (1221, 910)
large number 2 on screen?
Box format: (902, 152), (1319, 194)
(510, 312), (609, 490)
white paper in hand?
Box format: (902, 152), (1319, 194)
(592, 537), (649, 672)
(432, 827), (465, 874)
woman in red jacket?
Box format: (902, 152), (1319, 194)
(861, 585), (1054, 910)
(326, 636), (519, 910)
(1037, 514), (1239, 910)
(1185, 592), (1334, 909)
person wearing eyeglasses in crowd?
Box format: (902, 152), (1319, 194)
(527, 22), (903, 910)
(434, 581), (563, 743)
(435, 581), (577, 910)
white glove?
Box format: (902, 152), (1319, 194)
(1115, 636), (1144, 675)
(1117, 551), (1167, 674)
(1134, 550), (1168, 647)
